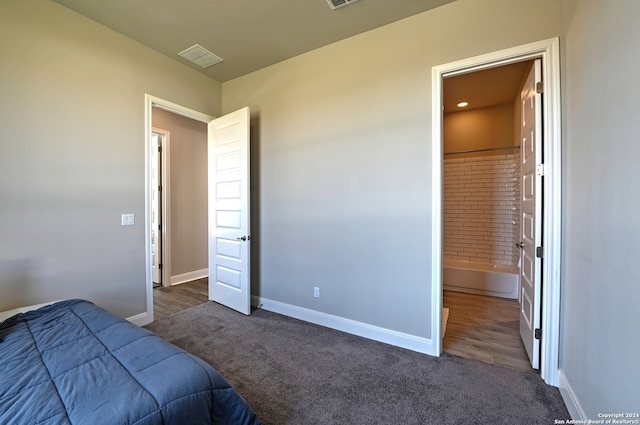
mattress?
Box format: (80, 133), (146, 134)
(0, 299), (261, 424)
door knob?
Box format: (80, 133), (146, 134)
(516, 242), (524, 248)
(237, 235), (250, 241)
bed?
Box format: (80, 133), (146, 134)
(0, 299), (261, 424)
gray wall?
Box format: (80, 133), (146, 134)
(561, 0), (640, 415)
(152, 108), (208, 279)
(0, 0), (220, 317)
(222, 0), (563, 339)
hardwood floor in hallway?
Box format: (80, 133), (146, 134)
(153, 278), (209, 321)
(442, 290), (535, 373)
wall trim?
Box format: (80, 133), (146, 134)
(170, 268), (208, 286)
(559, 370), (586, 420)
(127, 311), (151, 327)
(431, 37), (562, 386)
(253, 296), (434, 355)
(151, 128), (171, 288)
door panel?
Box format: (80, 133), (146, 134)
(208, 107), (251, 315)
(519, 59), (542, 369)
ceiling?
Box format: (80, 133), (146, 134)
(54, 0), (456, 82)
(54, 0), (529, 110)
(443, 61), (533, 113)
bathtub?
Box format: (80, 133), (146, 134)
(443, 259), (519, 299)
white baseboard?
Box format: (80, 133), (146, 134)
(253, 296), (435, 356)
(170, 268), (208, 286)
(558, 370), (586, 420)
(127, 311), (151, 327)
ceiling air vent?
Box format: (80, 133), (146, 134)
(326, 0), (359, 10)
(178, 44), (223, 68)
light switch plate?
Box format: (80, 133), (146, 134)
(121, 213), (135, 226)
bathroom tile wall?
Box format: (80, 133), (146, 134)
(443, 152), (520, 266)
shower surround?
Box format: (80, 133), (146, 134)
(443, 151), (521, 298)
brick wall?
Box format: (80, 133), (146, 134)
(443, 152), (520, 266)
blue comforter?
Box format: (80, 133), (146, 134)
(0, 300), (261, 424)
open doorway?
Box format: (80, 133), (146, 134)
(144, 96), (253, 323)
(441, 60), (535, 373)
(151, 108), (208, 284)
(144, 96), (213, 323)
(430, 38), (562, 387)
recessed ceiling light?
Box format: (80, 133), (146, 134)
(457, 101), (469, 108)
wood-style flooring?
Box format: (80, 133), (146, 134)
(153, 278), (209, 320)
(443, 289), (535, 373)
(152, 280), (534, 373)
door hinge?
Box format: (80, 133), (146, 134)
(534, 328), (542, 340)
(158, 146), (162, 153)
(536, 163), (545, 177)
(536, 246), (544, 258)
(536, 81), (544, 94)
(158, 263), (163, 270)
(158, 185), (162, 192)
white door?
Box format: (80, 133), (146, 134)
(151, 134), (162, 286)
(208, 107), (251, 315)
(519, 59), (543, 369)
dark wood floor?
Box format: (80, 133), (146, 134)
(443, 290), (535, 373)
(153, 278), (209, 320)
(153, 280), (534, 373)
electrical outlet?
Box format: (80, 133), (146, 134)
(313, 287), (320, 298)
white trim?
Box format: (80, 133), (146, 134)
(0, 301), (63, 322)
(170, 268), (209, 286)
(127, 311), (150, 327)
(151, 128), (171, 288)
(539, 37), (563, 387)
(559, 371), (586, 420)
(430, 65), (443, 356)
(149, 96), (213, 123)
(430, 38), (562, 386)
(144, 94), (214, 324)
(254, 296), (434, 355)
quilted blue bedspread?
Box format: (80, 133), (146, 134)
(0, 300), (261, 425)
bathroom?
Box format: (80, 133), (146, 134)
(441, 60), (535, 371)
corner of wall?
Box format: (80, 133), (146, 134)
(127, 311), (152, 327)
(558, 370), (586, 420)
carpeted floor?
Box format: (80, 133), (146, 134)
(145, 301), (568, 425)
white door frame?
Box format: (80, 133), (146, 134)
(150, 128), (170, 287)
(144, 94), (214, 323)
(430, 38), (562, 386)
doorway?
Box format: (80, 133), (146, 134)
(144, 96), (214, 323)
(441, 59), (535, 372)
(430, 38), (562, 387)
(151, 108), (208, 289)
(144, 96), (253, 323)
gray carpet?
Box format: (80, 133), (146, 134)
(145, 302), (568, 425)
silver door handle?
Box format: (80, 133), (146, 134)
(237, 235), (250, 241)
(516, 242), (524, 248)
